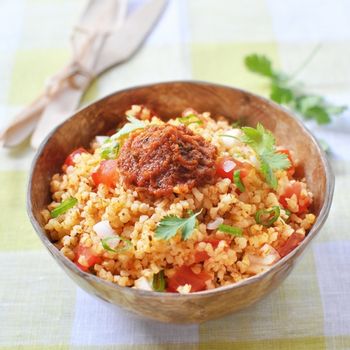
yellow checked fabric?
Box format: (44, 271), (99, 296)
(1, 0), (350, 349)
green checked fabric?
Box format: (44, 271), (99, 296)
(1, 0), (350, 349)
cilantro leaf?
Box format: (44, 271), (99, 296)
(270, 83), (294, 104)
(304, 106), (331, 124)
(155, 210), (201, 240)
(241, 123), (290, 189)
(297, 95), (323, 114)
(242, 123), (275, 152)
(260, 149), (291, 170)
(260, 157), (278, 189)
(244, 53), (347, 125)
(244, 54), (276, 78)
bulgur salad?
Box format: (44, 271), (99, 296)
(42, 105), (316, 293)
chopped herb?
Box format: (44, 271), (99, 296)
(283, 208), (292, 222)
(155, 210), (202, 240)
(244, 52), (347, 125)
(218, 224), (243, 236)
(177, 114), (203, 126)
(233, 170), (245, 192)
(255, 206), (280, 227)
(101, 236), (132, 253)
(100, 138), (120, 159)
(284, 209), (291, 217)
(245, 54), (276, 79)
(152, 270), (166, 292)
(241, 123), (290, 189)
(112, 116), (146, 140)
(50, 197), (77, 218)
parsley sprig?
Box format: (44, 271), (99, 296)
(155, 210), (201, 240)
(244, 53), (347, 125)
(241, 123), (290, 189)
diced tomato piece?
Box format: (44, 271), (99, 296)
(194, 250), (210, 263)
(278, 149), (295, 176)
(279, 182), (311, 214)
(92, 160), (119, 188)
(64, 147), (88, 167)
(167, 265), (211, 293)
(216, 157), (251, 181)
(276, 233), (304, 258)
(73, 244), (102, 271)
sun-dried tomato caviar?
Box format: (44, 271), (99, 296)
(117, 124), (217, 197)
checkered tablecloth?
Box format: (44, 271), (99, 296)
(1, 0), (350, 349)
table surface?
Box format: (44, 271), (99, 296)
(1, 0), (350, 349)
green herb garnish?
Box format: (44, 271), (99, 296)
(177, 114), (203, 126)
(100, 138), (120, 159)
(244, 52), (347, 125)
(50, 197), (78, 218)
(284, 209), (291, 218)
(101, 236), (132, 253)
(218, 224), (243, 236)
(155, 210), (202, 240)
(255, 206), (280, 227)
(241, 123), (290, 189)
(152, 270), (166, 292)
(233, 169), (245, 192)
(112, 116), (146, 140)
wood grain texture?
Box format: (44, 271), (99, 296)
(27, 81), (334, 323)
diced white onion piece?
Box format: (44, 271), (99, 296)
(93, 220), (116, 239)
(176, 284), (192, 294)
(223, 159), (236, 172)
(260, 244), (281, 264)
(248, 244), (281, 268)
(133, 276), (153, 291)
(96, 136), (109, 145)
(139, 215), (149, 223)
(207, 217), (224, 230)
(221, 129), (242, 148)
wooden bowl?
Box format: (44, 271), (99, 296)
(27, 81), (334, 323)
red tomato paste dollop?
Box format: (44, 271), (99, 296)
(117, 124), (217, 197)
